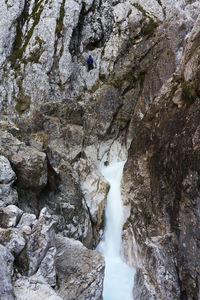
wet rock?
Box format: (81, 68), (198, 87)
(75, 157), (108, 242)
(55, 234), (105, 300)
(0, 244), (14, 300)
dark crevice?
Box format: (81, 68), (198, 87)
(82, 195), (99, 249)
(38, 153), (60, 212)
(68, 3), (87, 56)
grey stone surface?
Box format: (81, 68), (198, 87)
(0, 156), (16, 184)
(17, 207), (55, 276)
(55, 234), (105, 300)
(0, 0), (199, 299)
(14, 278), (62, 300)
(0, 244), (14, 300)
(0, 184), (18, 208)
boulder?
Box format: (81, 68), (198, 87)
(55, 235), (105, 300)
(0, 131), (47, 190)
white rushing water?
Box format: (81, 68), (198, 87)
(98, 161), (135, 300)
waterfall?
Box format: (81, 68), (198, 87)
(97, 161), (135, 300)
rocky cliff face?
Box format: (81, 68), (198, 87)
(0, 0), (200, 299)
(123, 10), (200, 300)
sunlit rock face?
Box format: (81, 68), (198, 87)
(0, 0), (200, 299)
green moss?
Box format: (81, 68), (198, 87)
(8, 0), (44, 68)
(181, 81), (197, 105)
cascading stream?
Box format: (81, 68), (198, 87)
(98, 161), (135, 300)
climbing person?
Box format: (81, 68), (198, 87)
(87, 54), (94, 71)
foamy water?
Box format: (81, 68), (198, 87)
(97, 161), (135, 300)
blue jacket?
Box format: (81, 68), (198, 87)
(87, 56), (93, 65)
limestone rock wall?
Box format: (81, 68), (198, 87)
(0, 0), (200, 299)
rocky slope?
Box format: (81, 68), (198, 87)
(0, 0), (200, 299)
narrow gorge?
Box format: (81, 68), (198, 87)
(0, 0), (200, 299)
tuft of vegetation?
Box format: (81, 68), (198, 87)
(181, 81), (197, 105)
(133, 3), (147, 17)
(133, 3), (158, 37)
(141, 18), (158, 37)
